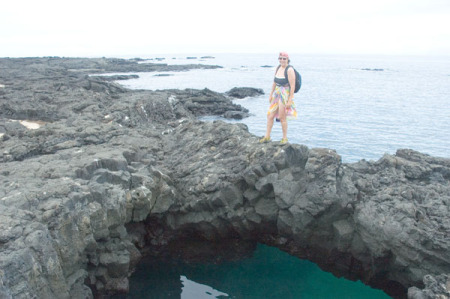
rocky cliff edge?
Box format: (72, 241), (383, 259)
(0, 58), (449, 299)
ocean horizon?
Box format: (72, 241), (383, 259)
(112, 53), (450, 163)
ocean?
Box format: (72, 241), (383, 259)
(118, 53), (450, 163)
(112, 53), (450, 298)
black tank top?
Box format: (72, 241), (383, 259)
(274, 76), (289, 86)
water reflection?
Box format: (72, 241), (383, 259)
(181, 275), (228, 298)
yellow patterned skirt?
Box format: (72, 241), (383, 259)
(267, 85), (298, 119)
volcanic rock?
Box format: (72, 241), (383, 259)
(225, 87), (265, 99)
(0, 57), (448, 299)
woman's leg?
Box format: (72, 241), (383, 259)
(264, 110), (277, 139)
(278, 102), (287, 140)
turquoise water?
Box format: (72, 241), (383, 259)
(127, 244), (390, 299)
(112, 53), (450, 298)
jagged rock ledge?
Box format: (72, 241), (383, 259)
(0, 57), (449, 299)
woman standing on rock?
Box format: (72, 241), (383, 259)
(260, 52), (298, 145)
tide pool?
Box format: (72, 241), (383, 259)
(125, 244), (391, 299)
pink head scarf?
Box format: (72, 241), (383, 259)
(279, 52), (289, 58)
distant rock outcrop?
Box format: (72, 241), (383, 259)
(225, 87), (264, 99)
(361, 68), (384, 71)
(0, 57), (449, 299)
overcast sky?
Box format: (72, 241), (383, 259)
(1, 0), (449, 57)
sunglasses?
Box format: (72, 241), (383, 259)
(278, 57), (287, 60)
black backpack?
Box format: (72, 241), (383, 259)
(276, 65), (302, 93)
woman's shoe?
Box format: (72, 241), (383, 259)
(280, 138), (288, 145)
(259, 137), (271, 143)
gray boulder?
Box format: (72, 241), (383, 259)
(225, 87), (264, 98)
(408, 274), (450, 299)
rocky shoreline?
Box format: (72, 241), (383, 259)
(0, 57), (449, 299)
